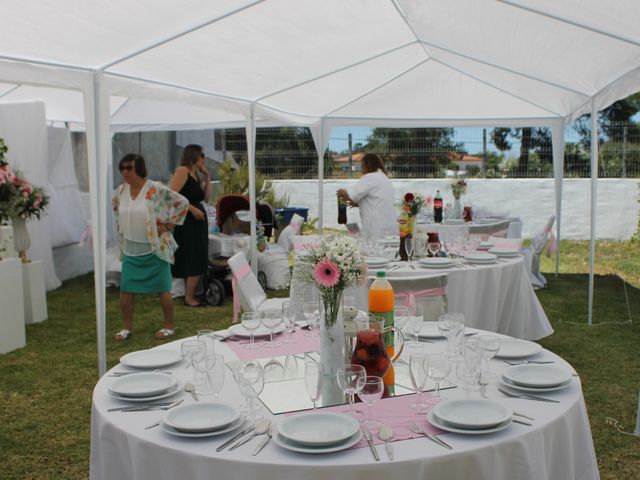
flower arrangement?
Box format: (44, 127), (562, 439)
(402, 192), (425, 217)
(0, 138), (49, 222)
(293, 235), (367, 326)
(450, 178), (468, 199)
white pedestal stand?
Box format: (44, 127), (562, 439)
(0, 258), (26, 353)
(22, 260), (48, 324)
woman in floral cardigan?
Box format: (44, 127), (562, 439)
(112, 154), (189, 341)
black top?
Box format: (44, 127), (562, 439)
(180, 174), (205, 204)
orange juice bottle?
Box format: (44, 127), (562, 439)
(368, 271), (395, 390)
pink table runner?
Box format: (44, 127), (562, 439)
(225, 330), (320, 361)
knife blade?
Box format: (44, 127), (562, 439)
(362, 429), (379, 461)
(216, 424), (255, 452)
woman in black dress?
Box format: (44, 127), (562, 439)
(170, 144), (211, 306)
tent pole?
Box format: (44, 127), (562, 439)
(318, 120), (325, 234)
(246, 104), (258, 275)
(551, 120), (565, 277)
(588, 101), (598, 325)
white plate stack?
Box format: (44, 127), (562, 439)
(108, 372), (181, 402)
(274, 413), (362, 454)
(161, 403), (245, 438)
(488, 247), (520, 258)
(418, 257), (454, 269)
(428, 399), (513, 434)
(465, 253), (498, 264)
(365, 256), (389, 271)
(500, 364), (572, 393)
(119, 349), (183, 369)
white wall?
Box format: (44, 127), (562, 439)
(272, 179), (639, 240)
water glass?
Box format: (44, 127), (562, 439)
(304, 360), (324, 411)
(358, 376), (384, 429)
(479, 335), (501, 378)
(409, 353), (429, 413)
(180, 340), (206, 382)
(261, 308), (283, 348)
(427, 353), (451, 403)
(206, 354), (226, 397)
(439, 313), (465, 358)
(336, 364), (366, 418)
(237, 361), (265, 420)
(192, 355), (216, 395)
(241, 311), (262, 349)
(408, 304), (423, 348)
(281, 301), (298, 344)
(303, 301), (320, 337)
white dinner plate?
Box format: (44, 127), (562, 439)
(502, 364), (572, 388)
(488, 247), (520, 257)
(119, 349), (182, 369)
(444, 219), (465, 225)
(272, 430), (362, 454)
(477, 241), (494, 250)
(418, 321), (445, 338)
(427, 411), (512, 435)
(365, 256), (388, 265)
(494, 338), (542, 359)
(160, 415), (246, 438)
(164, 403), (240, 433)
(108, 372), (176, 398)
(433, 399), (512, 430)
(418, 257), (453, 268)
(465, 253), (498, 264)
(278, 412), (360, 447)
(499, 376), (572, 393)
(109, 381), (182, 403)
(228, 323), (285, 338)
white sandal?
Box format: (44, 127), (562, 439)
(114, 329), (132, 341)
(155, 328), (175, 339)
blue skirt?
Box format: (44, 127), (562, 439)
(121, 254), (172, 294)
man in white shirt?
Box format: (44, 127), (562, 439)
(337, 153), (396, 242)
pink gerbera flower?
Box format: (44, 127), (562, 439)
(314, 259), (341, 287)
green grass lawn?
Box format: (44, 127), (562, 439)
(1, 241), (639, 479)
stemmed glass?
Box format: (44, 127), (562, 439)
(180, 340), (206, 382)
(261, 308), (283, 348)
(336, 364), (366, 418)
(439, 313), (464, 359)
(197, 329), (216, 358)
(304, 360), (324, 411)
(303, 301), (320, 337)
(427, 353), (450, 404)
(479, 335), (501, 378)
(192, 354), (216, 395)
(241, 311), (262, 350)
(394, 305), (410, 334)
(237, 361), (265, 420)
(358, 376), (384, 429)
(405, 237), (413, 261)
(427, 242), (441, 257)
(206, 354), (225, 397)
(281, 301), (298, 344)
(409, 353), (429, 413)
(408, 303), (423, 349)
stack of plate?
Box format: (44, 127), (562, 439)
(495, 338), (542, 359)
(477, 241), (494, 251)
(443, 219), (465, 225)
(108, 372), (181, 403)
(119, 349), (183, 369)
(274, 412), (362, 454)
(365, 256), (389, 270)
(428, 399), (512, 434)
(418, 257), (454, 269)
(161, 403), (245, 438)
(465, 252), (498, 264)
(500, 364), (572, 393)
(228, 323), (284, 338)
(488, 247), (520, 258)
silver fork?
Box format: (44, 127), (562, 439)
(502, 359), (554, 366)
(142, 400), (186, 429)
(127, 399), (184, 414)
(408, 420), (452, 450)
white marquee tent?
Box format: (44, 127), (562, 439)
(1, 0), (640, 375)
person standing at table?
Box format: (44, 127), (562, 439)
(170, 144), (212, 307)
(336, 153), (396, 242)
(112, 153), (189, 341)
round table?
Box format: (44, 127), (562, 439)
(91, 332), (598, 480)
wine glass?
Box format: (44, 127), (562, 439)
(237, 361), (264, 420)
(206, 354), (225, 397)
(336, 364), (366, 418)
(304, 360), (323, 411)
(405, 237), (413, 261)
(427, 242), (441, 257)
(427, 353), (451, 403)
(241, 311), (262, 349)
(261, 308), (283, 348)
(439, 313), (464, 359)
(409, 353), (429, 412)
(281, 301), (297, 344)
(180, 340), (206, 382)
(393, 305), (410, 332)
(408, 303), (423, 349)
(192, 354), (216, 395)
(358, 376), (384, 430)
(197, 329), (216, 358)
(303, 301), (320, 337)
(479, 335), (501, 378)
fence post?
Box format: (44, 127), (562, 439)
(348, 133), (353, 178)
(482, 128), (487, 177)
(622, 125), (628, 178)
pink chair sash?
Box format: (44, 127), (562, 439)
(545, 227), (558, 258)
(231, 264), (252, 323)
(396, 287), (446, 310)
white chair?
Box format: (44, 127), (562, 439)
(522, 216), (556, 289)
(291, 234), (320, 256)
(228, 251), (287, 323)
(276, 213), (305, 253)
(469, 219), (510, 239)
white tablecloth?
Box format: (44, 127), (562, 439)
(290, 256), (552, 340)
(90, 334), (599, 480)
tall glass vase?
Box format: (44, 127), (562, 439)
(11, 216), (30, 263)
(451, 197), (463, 220)
(319, 291), (345, 380)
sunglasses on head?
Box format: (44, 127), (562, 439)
(200, 152), (205, 158)
(119, 165), (134, 172)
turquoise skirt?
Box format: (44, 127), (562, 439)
(121, 254), (172, 294)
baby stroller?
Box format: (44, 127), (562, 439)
(203, 194), (270, 306)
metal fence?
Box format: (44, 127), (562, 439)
(221, 122), (640, 179)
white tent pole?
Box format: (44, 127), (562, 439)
(246, 104), (258, 274)
(83, 71), (109, 376)
(317, 120), (325, 233)
(588, 100), (598, 325)
(551, 119), (565, 276)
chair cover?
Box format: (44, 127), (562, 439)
(522, 216), (555, 289)
(371, 273), (448, 321)
(276, 213), (304, 253)
(469, 219), (510, 239)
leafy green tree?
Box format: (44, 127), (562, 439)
(216, 158), (289, 208)
(491, 127), (552, 176)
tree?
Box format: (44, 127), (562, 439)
(573, 93), (640, 145)
(491, 127), (552, 176)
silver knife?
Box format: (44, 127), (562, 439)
(362, 429), (379, 461)
(216, 424), (255, 452)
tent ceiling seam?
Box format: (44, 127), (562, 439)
(498, 0), (640, 48)
(100, 0), (265, 70)
(325, 114), (559, 126)
(256, 40), (419, 102)
(324, 58), (431, 117)
(0, 84), (20, 98)
(417, 40), (590, 98)
(109, 97), (131, 118)
(0, 55), (92, 72)
(430, 57), (563, 118)
(390, 0), (433, 58)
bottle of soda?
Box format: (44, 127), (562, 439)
(368, 271), (395, 391)
(434, 190), (443, 223)
(337, 196), (348, 224)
